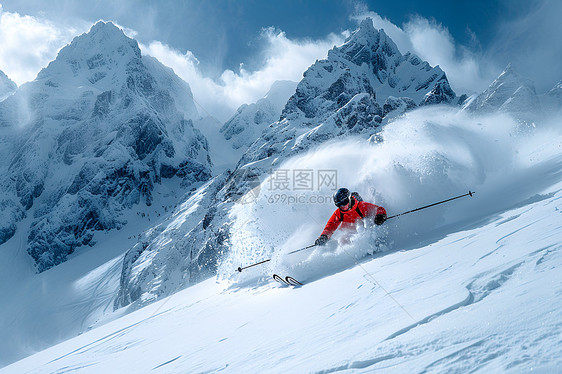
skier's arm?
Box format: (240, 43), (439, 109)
(361, 202), (387, 225)
(320, 211), (341, 238)
(361, 202), (386, 216)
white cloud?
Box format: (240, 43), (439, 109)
(487, 0), (562, 92)
(141, 28), (345, 122)
(403, 17), (492, 94)
(0, 5), (86, 85)
(352, 9), (494, 94)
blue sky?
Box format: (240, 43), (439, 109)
(0, 0), (559, 120)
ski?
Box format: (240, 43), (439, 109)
(272, 274), (289, 286)
(272, 274), (303, 287)
(285, 276), (303, 286)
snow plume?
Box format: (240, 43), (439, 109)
(350, 8), (493, 95)
(141, 28), (345, 122)
(219, 107), (562, 285)
(0, 5), (87, 85)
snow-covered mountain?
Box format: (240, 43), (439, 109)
(281, 18), (455, 125)
(0, 21), (211, 272)
(238, 17), (456, 169)
(114, 18), (459, 310)
(0, 70), (16, 101)
(220, 80), (297, 150)
(464, 64), (543, 124)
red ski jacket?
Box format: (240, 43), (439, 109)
(321, 199), (387, 238)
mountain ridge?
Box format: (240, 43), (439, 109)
(0, 21), (211, 272)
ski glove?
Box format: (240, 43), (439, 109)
(374, 213), (387, 225)
(315, 234), (329, 246)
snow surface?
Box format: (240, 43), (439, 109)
(0, 70), (16, 102)
(1, 105), (561, 372)
(0, 177), (191, 366)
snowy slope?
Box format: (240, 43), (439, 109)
(2, 137), (560, 372)
(2, 101), (561, 372)
(0, 177), (192, 366)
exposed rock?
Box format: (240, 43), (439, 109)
(0, 22), (210, 272)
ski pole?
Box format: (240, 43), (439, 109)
(237, 258), (271, 273)
(287, 244), (316, 255)
(237, 244), (317, 272)
(386, 190), (475, 220)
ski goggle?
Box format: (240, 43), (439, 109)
(335, 197), (350, 207)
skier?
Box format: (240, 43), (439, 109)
(315, 187), (387, 246)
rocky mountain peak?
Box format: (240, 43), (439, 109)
(337, 18), (400, 65)
(493, 63), (535, 92)
(36, 21), (141, 86)
(65, 21), (139, 60)
(0, 20), (210, 272)
(280, 17), (455, 126)
(220, 80), (297, 151)
(464, 64), (541, 122)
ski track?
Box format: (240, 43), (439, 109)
(315, 261), (526, 373)
(151, 355), (182, 370)
(49, 362), (99, 374)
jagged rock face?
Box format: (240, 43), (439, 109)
(383, 96), (416, 117)
(0, 70), (16, 101)
(114, 173), (231, 309)
(114, 165), (261, 310)
(239, 18), (456, 169)
(0, 22), (211, 272)
(281, 18), (455, 126)
(464, 64), (543, 124)
(0, 200), (24, 244)
(115, 18), (458, 309)
(421, 80), (457, 106)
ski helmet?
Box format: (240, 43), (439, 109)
(333, 188), (350, 207)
